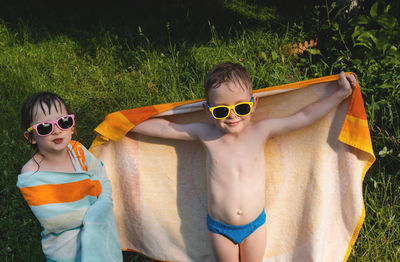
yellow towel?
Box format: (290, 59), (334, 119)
(90, 74), (375, 261)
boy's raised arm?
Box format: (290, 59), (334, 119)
(131, 118), (200, 141)
(262, 72), (355, 138)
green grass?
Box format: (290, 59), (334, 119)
(1, 1), (399, 261)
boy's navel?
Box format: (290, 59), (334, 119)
(237, 209), (243, 215)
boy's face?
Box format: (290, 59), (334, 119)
(206, 81), (256, 135)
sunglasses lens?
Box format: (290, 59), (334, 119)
(58, 116), (74, 129)
(213, 107), (229, 119)
(36, 123), (53, 136)
(234, 104), (251, 116)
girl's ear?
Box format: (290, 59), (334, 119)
(23, 131), (29, 141)
(24, 131), (37, 145)
(72, 126), (77, 136)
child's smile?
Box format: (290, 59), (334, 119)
(53, 138), (64, 144)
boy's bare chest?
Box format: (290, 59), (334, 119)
(204, 132), (264, 156)
(204, 138), (265, 174)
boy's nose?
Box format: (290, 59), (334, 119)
(227, 109), (237, 118)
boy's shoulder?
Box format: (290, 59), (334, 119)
(195, 122), (221, 138)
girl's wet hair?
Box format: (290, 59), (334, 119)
(21, 92), (71, 150)
(204, 62), (252, 102)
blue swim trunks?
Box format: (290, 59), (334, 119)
(206, 209), (266, 244)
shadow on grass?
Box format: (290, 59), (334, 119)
(0, 0), (329, 49)
(1, 0), (271, 46)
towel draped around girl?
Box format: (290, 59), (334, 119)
(17, 141), (122, 262)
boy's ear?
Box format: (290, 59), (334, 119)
(203, 102), (213, 117)
(202, 102), (207, 111)
(252, 96), (258, 112)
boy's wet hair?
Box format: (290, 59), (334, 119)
(204, 62), (252, 101)
(21, 92), (71, 150)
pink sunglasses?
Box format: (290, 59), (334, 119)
(27, 114), (75, 136)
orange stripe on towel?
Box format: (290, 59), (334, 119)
(346, 80), (367, 120)
(20, 179), (102, 206)
(95, 112), (136, 142)
(120, 100), (203, 125)
(120, 105), (161, 126)
(341, 115), (370, 139)
(70, 141), (88, 171)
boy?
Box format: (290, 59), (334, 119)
(131, 62), (355, 261)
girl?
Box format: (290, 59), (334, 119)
(17, 92), (122, 262)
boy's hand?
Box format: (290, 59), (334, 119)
(337, 71), (356, 99)
(259, 71), (357, 138)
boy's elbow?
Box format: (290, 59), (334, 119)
(297, 111), (316, 129)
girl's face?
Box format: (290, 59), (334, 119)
(25, 102), (74, 155)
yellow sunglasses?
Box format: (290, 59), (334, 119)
(206, 97), (254, 119)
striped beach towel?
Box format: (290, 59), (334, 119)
(17, 141), (122, 262)
(90, 74), (375, 261)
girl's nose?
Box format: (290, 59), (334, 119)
(52, 124), (62, 134)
